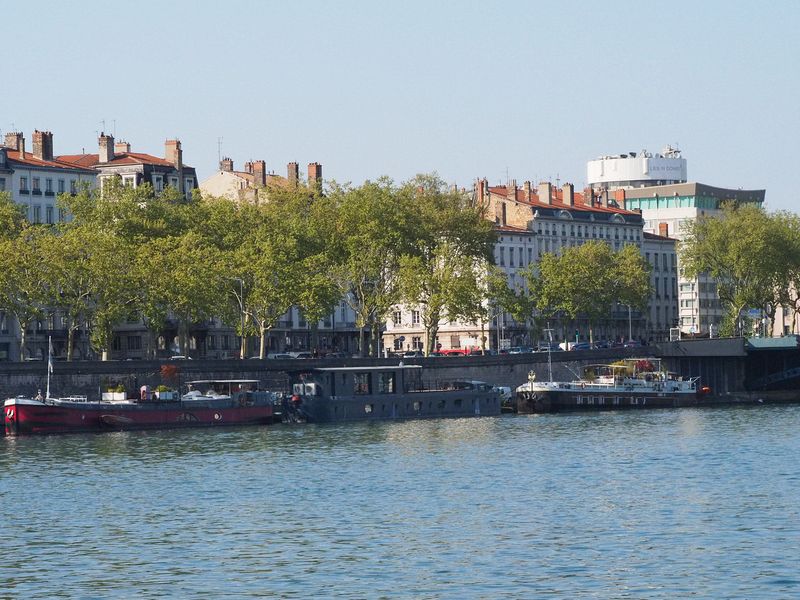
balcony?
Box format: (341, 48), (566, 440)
(19, 189), (29, 195)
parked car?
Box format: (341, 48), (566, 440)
(267, 353), (294, 360)
(508, 346), (534, 354)
(291, 351), (314, 359)
(570, 342), (592, 351)
(402, 350), (424, 358)
(169, 355), (192, 360)
(623, 340), (643, 348)
(592, 340), (609, 349)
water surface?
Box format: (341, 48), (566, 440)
(2, 406), (799, 598)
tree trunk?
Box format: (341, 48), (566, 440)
(259, 323), (268, 359)
(18, 318), (27, 362)
(358, 327), (366, 357)
(67, 325), (75, 361)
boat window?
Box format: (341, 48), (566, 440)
(377, 372), (395, 394)
(354, 372), (371, 395)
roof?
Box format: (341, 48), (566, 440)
(622, 182), (765, 203)
(489, 185), (638, 216)
(5, 150), (95, 174)
(57, 152), (193, 170)
(643, 231), (676, 242)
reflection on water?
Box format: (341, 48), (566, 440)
(2, 406), (800, 598)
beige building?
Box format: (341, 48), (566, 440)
(200, 158), (322, 202)
(383, 179), (664, 354)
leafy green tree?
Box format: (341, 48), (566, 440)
(525, 241), (651, 343)
(327, 178), (413, 356)
(680, 203), (788, 335)
(396, 175), (496, 354)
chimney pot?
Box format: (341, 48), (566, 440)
(98, 132), (115, 163)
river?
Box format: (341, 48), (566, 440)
(2, 405), (799, 598)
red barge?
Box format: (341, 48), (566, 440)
(4, 380), (280, 436)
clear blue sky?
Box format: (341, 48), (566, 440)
(3, 1), (798, 209)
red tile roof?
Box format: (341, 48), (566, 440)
(6, 150), (94, 172)
(57, 152), (179, 168)
(488, 185), (637, 216)
(643, 231), (676, 242)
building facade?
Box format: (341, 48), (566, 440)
(620, 183), (765, 335)
(200, 159), (323, 203)
(383, 179), (663, 354)
(58, 134), (197, 199)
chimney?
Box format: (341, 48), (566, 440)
(287, 161), (299, 187)
(4, 132), (23, 151)
(243, 161), (253, 174)
(475, 178), (486, 204)
(538, 182), (552, 205)
(165, 139), (182, 169)
(220, 157), (234, 172)
(114, 140), (131, 154)
(98, 132), (115, 163)
(523, 180), (531, 198)
(658, 222), (669, 237)
(308, 162), (322, 191)
(506, 179), (517, 201)
(562, 183), (574, 206)
(252, 160), (266, 186)
(33, 130), (54, 161)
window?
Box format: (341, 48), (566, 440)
(0, 177), (5, 191)
(353, 372), (370, 395)
(45, 179), (53, 193)
(169, 177), (179, 188)
(70, 180), (77, 194)
(411, 336), (422, 350)
(411, 311), (420, 326)
(32, 177), (40, 192)
(377, 372), (395, 394)
(33, 206), (41, 223)
(499, 247), (505, 266)
(20, 177), (28, 191)
(46, 206), (53, 224)
(122, 175), (135, 187)
(58, 179), (65, 193)
(58, 208), (66, 222)
(392, 311), (401, 326)
(152, 175), (163, 193)
(654, 253), (659, 271)
(127, 336), (142, 350)
(509, 249), (514, 267)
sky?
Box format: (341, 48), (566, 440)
(3, 0), (798, 210)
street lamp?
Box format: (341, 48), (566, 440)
(628, 304), (632, 341)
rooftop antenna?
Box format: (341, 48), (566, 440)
(505, 166), (509, 186)
(217, 136), (223, 163)
(100, 119), (105, 133)
(112, 119), (116, 137)
(556, 173), (560, 187)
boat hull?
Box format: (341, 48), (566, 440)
(291, 390), (501, 423)
(516, 388), (699, 414)
(4, 398), (276, 436)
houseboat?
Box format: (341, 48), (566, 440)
(515, 358), (702, 413)
(286, 365), (501, 423)
(4, 380), (280, 436)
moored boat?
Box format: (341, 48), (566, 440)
(286, 364), (501, 423)
(4, 379), (280, 436)
(515, 358), (702, 413)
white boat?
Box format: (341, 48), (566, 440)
(515, 358), (702, 413)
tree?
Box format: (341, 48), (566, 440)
(525, 241), (651, 343)
(680, 203), (788, 335)
(327, 178), (413, 356)
(396, 175), (496, 354)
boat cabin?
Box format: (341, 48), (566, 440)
(292, 365), (426, 398)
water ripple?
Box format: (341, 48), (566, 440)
(2, 406), (800, 597)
